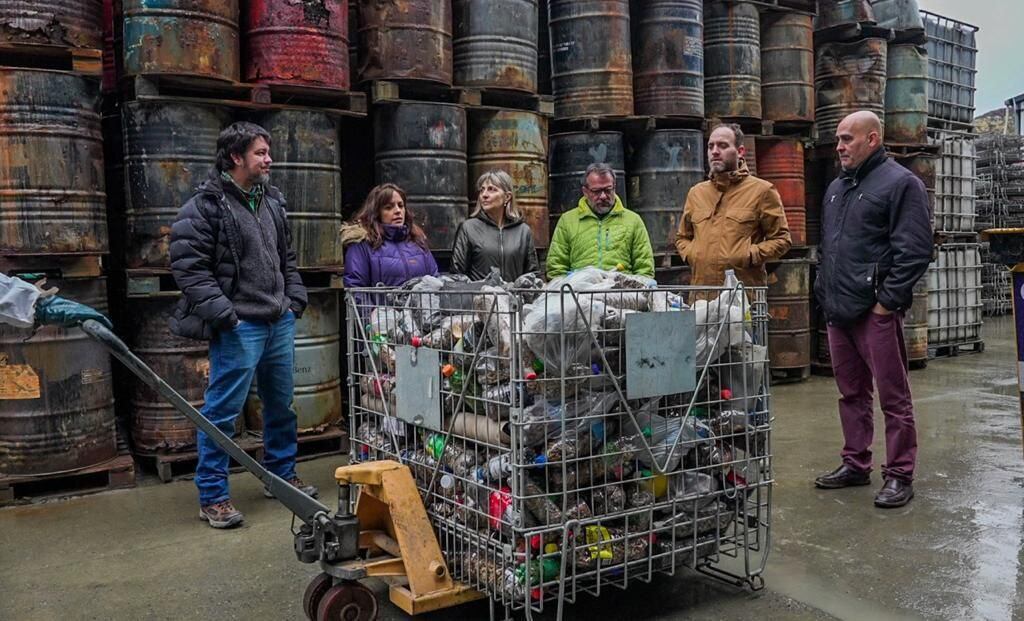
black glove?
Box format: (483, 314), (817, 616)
(35, 295), (114, 330)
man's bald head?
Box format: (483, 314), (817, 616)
(836, 111), (884, 171)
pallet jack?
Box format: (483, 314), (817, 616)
(79, 320), (483, 620)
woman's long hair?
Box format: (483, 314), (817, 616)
(471, 170), (520, 220)
(354, 183), (429, 250)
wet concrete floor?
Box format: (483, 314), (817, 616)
(1, 318), (1022, 620)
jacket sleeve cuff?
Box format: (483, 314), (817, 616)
(876, 291), (900, 312)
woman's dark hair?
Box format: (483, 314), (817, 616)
(355, 184), (429, 250)
(215, 122), (272, 172)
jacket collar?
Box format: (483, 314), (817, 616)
(576, 195), (625, 220)
(476, 209), (521, 229)
(842, 146), (888, 182)
(382, 224), (409, 242)
(708, 159), (751, 192)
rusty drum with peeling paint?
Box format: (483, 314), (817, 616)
(633, 0), (703, 118)
(243, 0), (349, 89)
(884, 43), (928, 146)
(0, 0), (102, 48)
(122, 0), (239, 81)
(257, 109), (343, 268)
(123, 295), (207, 453)
(357, 0), (453, 85)
(374, 101), (467, 252)
(760, 12), (814, 124)
(813, 0), (875, 31)
(904, 274), (928, 364)
(246, 289), (341, 433)
(767, 259), (811, 376)
(815, 38), (887, 144)
(453, 0), (537, 93)
(122, 100), (229, 268)
(548, 0), (633, 119)
(627, 129), (703, 257)
(869, 0), (923, 33)
(0, 278), (116, 476)
(893, 151), (936, 222)
(0, 68), (106, 256)
(704, 1), (761, 121)
(548, 131), (625, 228)
(347, 0), (357, 82)
(756, 138), (806, 247)
(102, 0), (118, 92)
(468, 109), (549, 247)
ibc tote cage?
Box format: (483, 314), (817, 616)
(346, 272), (772, 619)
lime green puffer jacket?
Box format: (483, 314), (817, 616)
(546, 196), (655, 278)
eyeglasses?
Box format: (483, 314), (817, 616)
(585, 186), (615, 196)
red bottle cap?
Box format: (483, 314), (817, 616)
(411, 335), (422, 347)
(720, 388), (733, 400)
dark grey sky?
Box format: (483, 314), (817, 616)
(918, 0), (1024, 115)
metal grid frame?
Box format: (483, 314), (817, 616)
(922, 11), (978, 125)
(928, 242), (984, 346)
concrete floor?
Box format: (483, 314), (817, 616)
(2, 318), (1023, 620)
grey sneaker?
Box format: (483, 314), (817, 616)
(199, 500), (244, 528)
(264, 477), (319, 499)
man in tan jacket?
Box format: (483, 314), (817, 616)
(675, 124), (792, 288)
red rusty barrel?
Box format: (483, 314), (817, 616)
(453, 0), (538, 93)
(760, 12), (814, 125)
(704, 1), (761, 121)
(815, 38), (887, 144)
(633, 0), (704, 118)
(756, 138), (806, 247)
(0, 0), (102, 48)
(357, 0), (453, 86)
(767, 258), (812, 382)
(243, 0), (349, 89)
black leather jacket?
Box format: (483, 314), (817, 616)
(450, 211), (540, 281)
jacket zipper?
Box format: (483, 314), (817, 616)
(499, 225), (505, 278)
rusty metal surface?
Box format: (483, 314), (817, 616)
(760, 12), (814, 124)
(122, 100), (228, 268)
(453, 0), (537, 93)
(0, 0), (102, 48)
(244, 0), (349, 89)
(374, 101), (467, 252)
(632, 0), (703, 118)
(884, 43), (928, 146)
(246, 289), (342, 433)
(347, 0), (358, 83)
(813, 0), (875, 31)
(122, 0), (239, 81)
(814, 37), (887, 144)
(804, 156), (838, 247)
(0, 68), (107, 256)
(869, 0), (923, 32)
(627, 129), (703, 256)
(767, 259), (811, 371)
(0, 278), (116, 476)
(548, 0), (633, 119)
(356, 0), (453, 85)
(122, 295), (206, 453)
(257, 109), (343, 268)
(742, 134), (757, 177)
(904, 274), (928, 362)
(892, 151), (936, 220)
(548, 131), (625, 228)
(537, 0), (550, 95)
(101, 0), (117, 92)
(468, 109), (549, 247)
(704, 1), (761, 121)
(756, 138), (806, 248)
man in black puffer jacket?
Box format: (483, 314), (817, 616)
(170, 122), (315, 528)
(813, 111), (932, 509)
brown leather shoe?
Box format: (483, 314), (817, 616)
(199, 500), (244, 528)
(814, 464), (871, 489)
(874, 479), (914, 508)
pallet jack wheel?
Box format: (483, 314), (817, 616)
(315, 580), (379, 621)
(303, 573), (333, 620)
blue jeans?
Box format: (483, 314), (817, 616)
(196, 311), (298, 505)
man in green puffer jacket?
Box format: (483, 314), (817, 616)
(546, 163), (655, 278)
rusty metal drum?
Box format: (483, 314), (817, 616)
(357, 0), (453, 85)
(548, 131), (626, 228)
(627, 129), (704, 258)
(468, 109), (549, 247)
(868, 0), (923, 34)
(0, 278), (116, 476)
(374, 101), (468, 252)
(756, 138), (806, 247)
(453, 0), (537, 93)
(0, 68), (106, 256)
(813, 0), (875, 31)
(0, 0), (103, 48)
(760, 12), (814, 124)
(548, 0), (633, 119)
(122, 0), (240, 82)
(537, 0), (551, 95)
(257, 108), (344, 268)
(892, 151), (936, 224)
(767, 259), (812, 380)
(904, 274), (928, 364)
(704, 1), (761, 121)
(122, 100), (229, 268)
(243, 0), (350, 89)
(815, 38), (887, 144)
(633, 0), (703, 118)
(885, 43), (928, 146)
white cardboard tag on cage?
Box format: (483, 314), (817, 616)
(395, 344), (443, 432)
(625, 310), (697, 399)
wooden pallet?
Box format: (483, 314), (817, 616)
(813, 24), (895, 46)
(810, 361), (834, 377)
(300, 267), (344, 290)
(259, 81), (367, 114)
(927, 117), (976, 134)
(122, 268), (179, 297)
(891, 28), (927, 45)
(0, 42), (101, 76)
(366, 79), (553, 115)
(759, 119), (815, 139)
(0, 455), (135, 506)
(928, 340), (985, 360)
(770, 366), (811, 384)
(886, 142), (941, 156)
(251, 426), (349, 464)
(551, 114), (706, 133)
(738, 0), (818, 15)
(0, 254), (104, 278)
(909, 358), (928, 370)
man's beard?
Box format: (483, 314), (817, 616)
(710, 158), (737, 174)
(253, 171), (270, 186)
(589, 198), (613, 214)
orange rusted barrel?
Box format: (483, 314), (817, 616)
(756, 138), (806, 247)
(357, 0), (453, 86)
(767, 258), (812, 382)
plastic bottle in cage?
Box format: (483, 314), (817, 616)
(488, 485), (513, 530)
(473, 454), (512, 483)
(626, 486), (656, 532)
(514, 556), (560, 587)
(425, 433), (479, 477)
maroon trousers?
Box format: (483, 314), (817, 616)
(826, 312), (918, 482)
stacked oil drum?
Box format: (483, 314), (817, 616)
(0, 2), (133, 501)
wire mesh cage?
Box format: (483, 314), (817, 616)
(346, 268), (772, 618)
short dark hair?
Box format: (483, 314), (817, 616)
(710, 122), (744, 148)
(215, 122), (272, 172)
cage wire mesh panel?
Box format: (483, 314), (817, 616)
(346, 269), (772, 616)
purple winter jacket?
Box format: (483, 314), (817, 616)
(343, 224), (439, 300)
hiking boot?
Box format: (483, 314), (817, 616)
(264, 477), (319, 499)
(199, 500), (244, 528)
(814, 464), (871, 489)
(874, 479), (914, 508)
